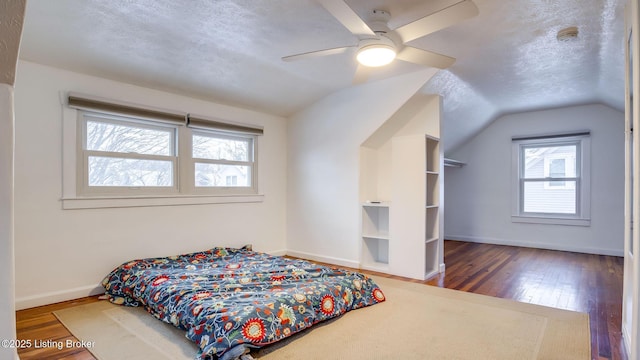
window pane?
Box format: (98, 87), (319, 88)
(549, 158), (566, 177)
(226, 176), (238, 186)
(195, 163), (250, 187)
(523, 145), (576, 179)
(523, 181), (576, 214)
(86, 120), (173, 156)
(193, 134), (249, 161)
(88, 156), (173, 186)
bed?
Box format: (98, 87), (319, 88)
(101, 246), (385, 360)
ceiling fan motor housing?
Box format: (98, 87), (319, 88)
(364, 10), (401, 51)
(369, 9), (392, 32)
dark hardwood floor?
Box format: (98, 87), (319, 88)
(15, 296), (100, 360)
(15, 240), (626, 360)
(423, 241), (626, 360)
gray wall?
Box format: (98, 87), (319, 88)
(444, 104), (624, 255)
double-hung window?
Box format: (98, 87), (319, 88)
(192, 131), (256, 194)
(511, 132), (591, 226)
(79, 113), (178, 195)
(67, 93), (262, 206)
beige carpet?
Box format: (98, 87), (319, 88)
(54, 276), (590, 360)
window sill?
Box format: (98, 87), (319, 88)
(61, 194), (264, 210)
(511, 215), (590, 227)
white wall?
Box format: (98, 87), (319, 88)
(1, 0), (24, 357)
(0, 84), (17, 358)
(13, 61), (288, 309)
(286, 69), (438, 266)
(444, 104), (625, 255)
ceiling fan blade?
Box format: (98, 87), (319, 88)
(316, 0), (376, 37)
(282, 46), (354, 62)
(352, 64), (372, 84)
(395, 0), (479, 43)
(396, 46), (455, 69)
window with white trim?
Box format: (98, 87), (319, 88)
(191, 131), (256, 194)
(79, 113), (179, 195)
(71, 97), (261, 199)
(511, 132), (591, 226)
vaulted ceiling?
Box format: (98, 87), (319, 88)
(19, 0), (625, 153)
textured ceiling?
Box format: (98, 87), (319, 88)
(19, 0), (625, 153)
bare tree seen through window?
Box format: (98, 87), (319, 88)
(86, 120), (174, 187)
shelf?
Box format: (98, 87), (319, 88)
(426, 171), (439, 175)
(426, 208), (439, 240)
(425, 239), (439, 279)
(362, 202), (390, 207)
(426, 172), (439, 206)
(426, 204), (439, 209)
(444, 158), (466, 168)
(362, 237), (389, 266)
(361, 263), (390, 273)
(425, 237), (438, 244)
(362, 206), (389, 236)
(426, 137), (440, 173)
(362, 234), (390, 240)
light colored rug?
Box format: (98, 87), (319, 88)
(53, 276), (590, 360)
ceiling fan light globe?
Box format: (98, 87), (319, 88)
(357, 45), (396, 67)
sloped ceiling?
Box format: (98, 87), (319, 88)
(0, 0), (26, 85)
(19, 0), (625, 153)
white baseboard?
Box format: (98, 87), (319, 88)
(16, 249), (357, 310)
(31, 240), (617, 311)
(622, 323), (632, 358)
(15, 284), (105, 311)
(445, 234), (624, 257)
(286, 250), (360, 269)
(266, 249), (287, 257)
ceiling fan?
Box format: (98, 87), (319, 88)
(282, 0), (479, 83)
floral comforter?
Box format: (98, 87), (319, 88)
(101, 246), (385, 360)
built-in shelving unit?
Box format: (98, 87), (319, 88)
(425, 135), (441, 278)
(358, 94), (444, 281)
(360, 202), (390, 272)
